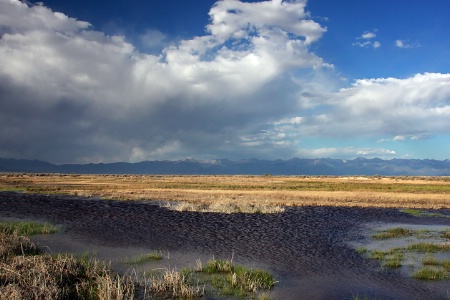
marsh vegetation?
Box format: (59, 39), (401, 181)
(358, 225), (450, 280)
(0, 221), (276, 299)
(1, 174), (449, 211)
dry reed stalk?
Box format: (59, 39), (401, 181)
(148, 268), (204, 298)
(0, 232), (136, 300)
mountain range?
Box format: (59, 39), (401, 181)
(1, 157), (450, 176)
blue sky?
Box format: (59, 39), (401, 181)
(0, 0), (449, 163)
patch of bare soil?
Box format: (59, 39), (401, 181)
(0, 192), (449, 299)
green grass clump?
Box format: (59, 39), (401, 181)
(422, 256), (440, 266)
(442, 230), (450, 239)
(361, 224), (450, 282)
(412, 267), (449, 280)
(369, 250), (388, 260)
(407, 242), (450, 253)
(400, 209), (450, 218)
(442, 260), (450, 270)
(382, 253), (404, 268)
(205, 258), (234, 273)
(0, 221), (60, 235)
(371, 227), (413, 239)
(191, 258), (276, 298)
(125, 251), (163, 264)
(366, 249), (403, 268)
(400, 209), (422, 217)
(356, 247), (368, 254)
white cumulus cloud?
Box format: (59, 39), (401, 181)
(0, 0), (329, 163)
(395, 39), (419, 49)
(353, 30), (380, 48)
(295, 73), (450, 138)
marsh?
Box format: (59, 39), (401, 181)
(1, 191), (449, 299)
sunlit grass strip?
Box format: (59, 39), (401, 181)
(371, 227), (447, 240)
(163, 201), (285, 214)
(2, 174), (450, 210)
(400, 209), (450, 218)
(0, 221), (60, 235)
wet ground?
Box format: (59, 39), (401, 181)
(0, 192), (449, 299)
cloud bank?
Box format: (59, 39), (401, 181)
(0, 0), (449, 163)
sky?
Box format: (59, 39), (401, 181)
(0, 0), (449, 164)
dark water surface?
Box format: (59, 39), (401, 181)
(0, 192), (449, 299)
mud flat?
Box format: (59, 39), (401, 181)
(0, 191), (449, 299)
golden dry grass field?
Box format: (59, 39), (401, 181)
(1, 174), (449, 210)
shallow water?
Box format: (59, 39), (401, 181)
(1, 192), (449, 299)
(350, 222), (450, 280)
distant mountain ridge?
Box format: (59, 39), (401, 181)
(1, 157), (450, 176)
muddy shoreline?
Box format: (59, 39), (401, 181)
(1, 192), (449, 299)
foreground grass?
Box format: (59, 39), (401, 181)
(0, 225), (276, 299)
(179, 257), (277, 298)
(0, 231), (136, 299)
(0, 221), (60, 236)
(1, 174), (449, 211)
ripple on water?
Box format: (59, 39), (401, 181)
(0, 192), (449, 299)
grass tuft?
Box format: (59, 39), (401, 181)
(369, 250), (387, 260)
(147, 268), (205, 298)
(0, 221), (60, 236)
(442, 230), (450, 239)
(412, 267), (449, 280)
(422, 256), (440, 266)
(205, 258), (234, 273)
(124, 251), (163, 264)
(382, 253), (403, 268)
(442, 260), (450, 270)
(356, 247), (367, 254)
(407, 242), (450, 253)
(371, 227), (412, 239)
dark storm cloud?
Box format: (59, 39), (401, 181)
(1, 0), (449, 163)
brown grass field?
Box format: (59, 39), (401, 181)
(1, 174), (449, 210)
